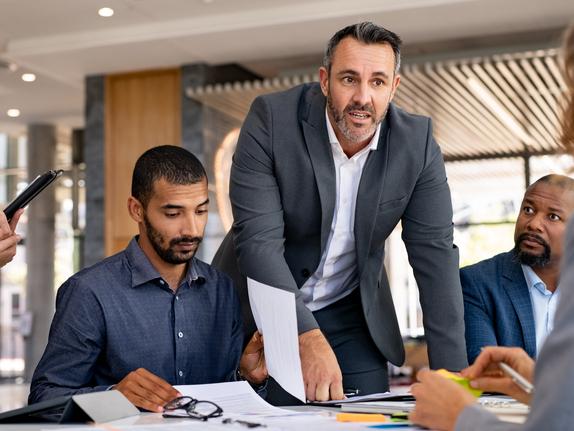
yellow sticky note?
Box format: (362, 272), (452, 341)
(436, 369), (483, 397)
(336, 413), (389, 422)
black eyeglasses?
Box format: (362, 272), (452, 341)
(163, 396), (223, 421)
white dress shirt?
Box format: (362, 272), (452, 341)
(300, 110), (381, 312)
(521, 264), (561, 356)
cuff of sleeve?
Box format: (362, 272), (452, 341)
(235, 369), (269, 394)
(296, 301), (319, 334)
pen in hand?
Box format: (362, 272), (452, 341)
(498, 362), (534, 394)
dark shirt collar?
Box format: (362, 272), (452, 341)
(125, 236), (206, 289)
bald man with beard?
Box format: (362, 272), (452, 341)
(462, 174), (574, 364)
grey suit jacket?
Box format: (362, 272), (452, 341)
(213, 82), (466, 369)
(455, 220), (574, 429)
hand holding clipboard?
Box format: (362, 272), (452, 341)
(0, 170), (63, 267)
(3, 169), (63, 222)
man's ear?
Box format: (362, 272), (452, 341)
(127, 196), (144, 223)
(319, 66), (329, 97)
(389, 74), (401, 102)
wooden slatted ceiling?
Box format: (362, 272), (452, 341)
(186, 47), (568, 161)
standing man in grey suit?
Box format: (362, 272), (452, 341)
(213, 22), (466, 402)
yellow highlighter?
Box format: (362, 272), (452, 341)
(436, 369), (483, 397)
(336, 413), (389, 422)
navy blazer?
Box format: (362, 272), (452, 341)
(461, 251), (536, 364)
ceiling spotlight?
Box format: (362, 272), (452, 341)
(98, 7), (114, 17)
(21, 73), (36, 82)
(7, 109), (21, 118)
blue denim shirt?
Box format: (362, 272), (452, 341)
(29, 237), (243, 403)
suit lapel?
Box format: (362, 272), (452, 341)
(502, 252), (537, 356)
(355, 119), (390, 276)
(301, 89), (336, 252)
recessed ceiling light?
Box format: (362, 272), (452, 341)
(21, 73), (36, 82)
(98, 7), (114, 17)
(7, 109), (21, 118)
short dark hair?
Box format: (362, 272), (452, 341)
(323, 22), (402, 74)
(131, 145), (206, 207)
(530, 174), (574, 193)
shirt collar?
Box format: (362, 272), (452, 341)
(325, 109), (380, 156)
(125, 236), (206, 289)
(521, 264), (552, 296)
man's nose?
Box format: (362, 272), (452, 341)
(352, 82), (371, 107)
(182, 215), (202, 237)
(526, 213), (544, 232)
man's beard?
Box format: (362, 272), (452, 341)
(143, 214), (202, 264)
(513, 233), (551, 268)
(326, 93), (388, 146)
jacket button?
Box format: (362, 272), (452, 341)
(301, 269), (311, 277)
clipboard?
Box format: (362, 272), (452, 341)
(3, 169), (63, 221)
(0, 390), (139, 423)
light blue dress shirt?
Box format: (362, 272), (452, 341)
(521, 264), (561, 356)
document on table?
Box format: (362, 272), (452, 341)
(314, 391), (413, 405)
(175, 381), (290, 416)
(247, 278), (306, 402)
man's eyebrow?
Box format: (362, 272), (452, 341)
(160, 199), (209, 210)
(547, 205), (565, 214)
(523, 198), (565, 214)
(336, 69), (391, 80)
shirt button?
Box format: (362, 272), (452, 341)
(159, 280), (165, 285)
(178, 331), (184, 338)
(178, 370), (183, 377)
(176, 296), (180, 301)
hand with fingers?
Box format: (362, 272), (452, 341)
(461, 346), (535, 404)
(239, 331), (268, 384)
(0, 209), (23, 267)
(410, 369), (476, 431)
(114, 368), (181, 412)
(299, 329), (344, 401)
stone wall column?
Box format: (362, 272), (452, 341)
(24, 124), (57, 382)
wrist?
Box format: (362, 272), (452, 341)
(236, 368), (268, 387)
(299, 329), (322, 345)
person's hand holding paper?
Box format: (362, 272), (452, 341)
(239, 331), (268, 384)
(247, 278), (306, 402)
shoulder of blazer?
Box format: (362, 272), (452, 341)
(387, 103), (431, 131)
(460, 251), (515, 286)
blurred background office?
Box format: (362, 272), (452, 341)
(0, 0), (573, 407)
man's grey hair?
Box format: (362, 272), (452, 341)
(323, 22), (402, 75)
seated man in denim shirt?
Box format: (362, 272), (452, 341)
(29, 146), (267, 412)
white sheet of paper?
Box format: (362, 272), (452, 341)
(247, 278), (306, 402)
(175, 381), (287, 416)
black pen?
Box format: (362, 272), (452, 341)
(222, 418), (267, 428)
